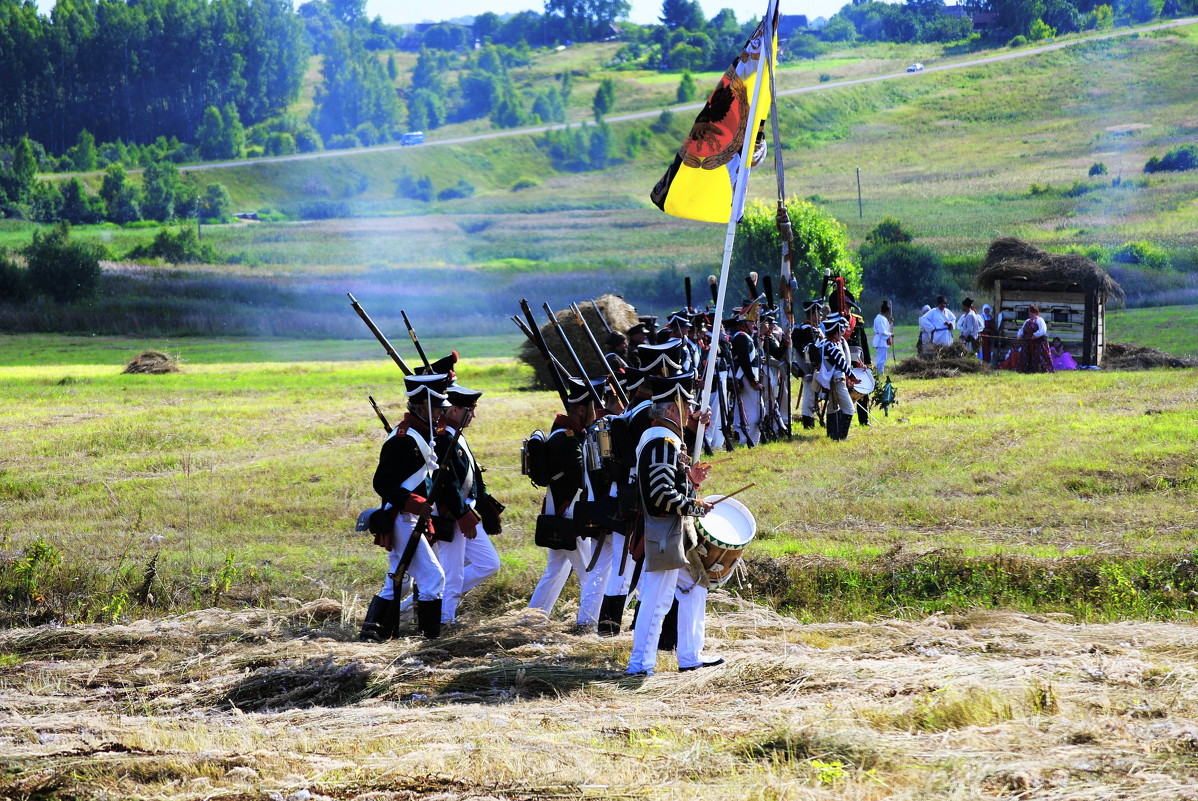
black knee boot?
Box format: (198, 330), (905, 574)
(801, 415), (815, 430)
(597, 594), (626, 638)
(840, 411), (854, 440)
(360, 595), (397, 642)
(656, 598), (680, 652)
(857, 402), (870, 427)
(415, 598), (442, 640)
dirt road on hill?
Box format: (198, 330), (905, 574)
(181, 17), (1197, 175)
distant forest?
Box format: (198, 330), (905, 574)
(0, 0), (1193, 174)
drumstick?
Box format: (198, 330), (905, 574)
(709, 482), (756, 507)
(695, 456), (735, 470)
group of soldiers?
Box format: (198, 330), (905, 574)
(356, 280), (880, 676)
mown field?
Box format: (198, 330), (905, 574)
(1, 331), (1197, 801)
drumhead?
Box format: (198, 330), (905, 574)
(698, 495), (756, 546)
(851, 367), (875, 394)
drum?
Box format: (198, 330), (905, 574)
(697, 495), (756, 585)
(848, 367), (875, 401)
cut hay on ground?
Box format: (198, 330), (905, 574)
(890, 341), (992, 379)
(1103, 341), (1198, 370)
(122, 350), (180, 374)
(517, 293), (639, 389)
(976, 237), (1125, 301)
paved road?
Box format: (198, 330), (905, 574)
(185, 17), (1197, 174)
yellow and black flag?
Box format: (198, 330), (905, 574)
(650, 7), (779, 224)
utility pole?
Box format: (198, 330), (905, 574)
(856, 167), (863, 219)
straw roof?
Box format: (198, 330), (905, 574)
(975, 238), (1124, 301)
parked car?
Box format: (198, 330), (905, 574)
(400, 131), (425, 146)
(907, 63), (924, 72)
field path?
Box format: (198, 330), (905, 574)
(181, 17), (1198, 173)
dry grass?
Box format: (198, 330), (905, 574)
(122, 350), (180, 374)
(1103, 341), (1198, 370)
(4, 600), (1198, 800)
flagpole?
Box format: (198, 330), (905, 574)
(765, 15), (794, 440)
(694, 0), (778, 450)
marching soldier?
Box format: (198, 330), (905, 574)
(846, 307), (874, 428)
(792, 299), (824, 430)
(361, 373), (450, 642)
(815, 314), (855, 441)
(625, 373), (722, 676)
(728, 315), (763, 447)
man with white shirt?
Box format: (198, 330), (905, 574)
(872, 300), (893, 374)
(956, 297), (984, 354)
(923, 296), (956, 348)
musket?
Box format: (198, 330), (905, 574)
(746, 272), (759, 304)
(708, 274), (719, 306)
(590, 300), (613, 335)
(400, 310), (433, 373)
(543, 302), (605, 408)
(347, 293), (413, 375)
(369, 395), (392, 434)
(570, 302), (629, 407)
(684, 276), (693, 314)
(512, 312), (570, 409)
(759, 275), (777, 442)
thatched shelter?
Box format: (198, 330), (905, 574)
(976, 238), (1123, 367)
(517, 294), (639, 390)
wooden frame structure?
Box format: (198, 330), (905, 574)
(992, 279), (1107, 367)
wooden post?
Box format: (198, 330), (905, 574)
(1082, 289), (1094, 367)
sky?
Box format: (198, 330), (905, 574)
(376, 0), (848, 27)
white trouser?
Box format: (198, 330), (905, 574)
(529, 539), (594, 615)
(577, 535), (613, 626)
(379, 514), (445, 602)
(674, 572), (709, 670)
(603, 532), (633, 596)
(734, 384), (761, 445)
(826, 375), (854, 415)
(704, 375), (727, 450)
(435, 523), (500, 623)
(875, 346), (888, 375)
(626, 566), (681, 674)
(800, 375), (819, 418)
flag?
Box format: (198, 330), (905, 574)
(650, 11), (778, 224)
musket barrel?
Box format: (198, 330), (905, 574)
(347, 293), (413, 376)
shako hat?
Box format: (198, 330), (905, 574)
(802, 297), (824, 313)
(665, 309), (692, 328)
(446, 383), (482, 408)
(637, 338), (685, 373)
(626, 322), (652, 338)
(405, 373), (452, 407)
(563, 375), (607, 405)
(621, 365), (650, 392)
(821, 314), (847, 335)
(416, 351), (458, 378)
(649, 372), (695, 404)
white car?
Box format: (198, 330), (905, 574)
(907, 63), (924, 72)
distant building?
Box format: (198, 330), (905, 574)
(776, 14), (810, 38)
(941, 4), (998, 31)
(810, 16), (828, 29)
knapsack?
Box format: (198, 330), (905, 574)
(521, 429), (550, 487)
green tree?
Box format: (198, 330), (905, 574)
(386, 54), (398, 81)
(660, 0), (704, 29)
(531, 87), (566, 122)
(1028, 17), (1055, 40)
(100, 164), (141, 224)
(994, 0), (1046, 36)
(677, 71), (697, 102)
(1120, 0), (1163, 22)
(11, 137), (38, 202)
(864, 217), (914, 247)
(731, 199), (861, 304)
(24, 222), (106, 302)
(1089, 3), (1115, 28)
(142, 161), (183, 221)
(200, 183), (232, 221)
(592, 77), (616, 121)
(65, 130), (97, 172)
(29, 180), (63, 223)
(821, 15), (858, 42)
(197, 106), (228, 160)
(860, 242), (956, 309)
(60, 177), (104, 224)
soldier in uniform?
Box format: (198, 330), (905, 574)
(528, 376), (607, 620)
(815, 314), (855, 441)
(361, 373), (450, 642)
(625, 323), (652, 369)
(792, 299), (825, 430)
(625, 373), (723, 676)
(846, 307), (874, 428)
(728, 315), (763, 447)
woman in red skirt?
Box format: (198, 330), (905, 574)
(1016, 305), (1053, 374)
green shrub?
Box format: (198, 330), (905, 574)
(1008, 35), (1028, 47)
(510, 177), (540, 191)
(1089, 162), (1108, 176)
(126, 226), (222, 264)
(1144, 144), (1198, 173)
(861, 242), (958, 310)
(0, 253), (31, 303)
(437, 179), (476, 201)
(24, 223), (106, 302)
(396, 171), (434, 202)
(1111, 240), (1172, 271)
(819, 73), (831, 83)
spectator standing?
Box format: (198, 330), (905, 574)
(923, 296), (956, 348)
(957, 298), (984, 354)
(872, 300), (893, 374)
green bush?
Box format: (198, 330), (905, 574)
(510, 177), (540, 191)
(24, 223), (106, 302)
(861, 242), (958, 310)
(1111, 240), (1172, 271)
(126, 226), (222, 264)
(0, 253), (31, 303)
(1008, 35), (1029, 47)
(396, 172), (434, 202)
(1144, 144), (1198, 173)
(437, 179), (476, 201)
(1089, 162), (1108, 176)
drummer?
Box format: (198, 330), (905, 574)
(846, 306), (873, 428)
(626, 373), (724, 677)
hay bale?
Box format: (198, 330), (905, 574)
(1103, 342), (1198, 371)
(890, 342), (993, 379)
(517, 294), (639, 389)
(122, 350), (180, 375)
(976, 237), (1124, 301)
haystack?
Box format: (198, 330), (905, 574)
(1103, 342), (1198, 370)
(122, 350), (180, 374)
(976, 238), (1124, 301)
(890, 342), (992, 379)
(517, 294), (639, 389)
